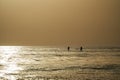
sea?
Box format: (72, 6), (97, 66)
(0, 46), (120, 80)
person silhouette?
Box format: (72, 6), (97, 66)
(80, 46), (83, 51)
(67, 46), (70, 51)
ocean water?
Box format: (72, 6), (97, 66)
(0, 46), (120, 80)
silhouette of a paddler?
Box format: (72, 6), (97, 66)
(80, 46), (83, 51)
(67, 46), (70, 51)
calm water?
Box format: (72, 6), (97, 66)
(0, 46), (120, 80)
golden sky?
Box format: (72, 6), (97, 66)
(0, 0), (120, 46)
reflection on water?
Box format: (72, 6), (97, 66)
(0, 46), (120, 80)
(0, 46), (23, 80)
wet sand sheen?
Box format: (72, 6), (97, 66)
(0, 46), (120, 80)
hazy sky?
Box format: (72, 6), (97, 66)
(0, 0), (120, 46)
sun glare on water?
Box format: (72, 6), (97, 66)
(0, 46), (23, 80)
(0, 46), (20, 54)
